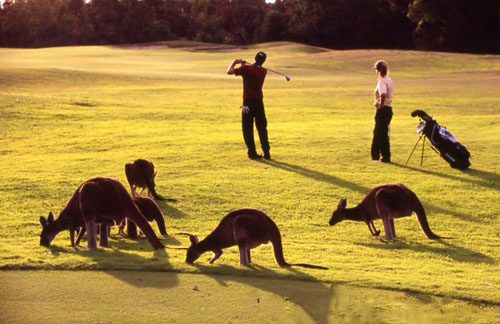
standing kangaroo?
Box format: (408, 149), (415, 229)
(39, 177), (164, 250)
(186, 208), (328, 270)
(125, 159), (165, 200)
(328, 183), (442, 240)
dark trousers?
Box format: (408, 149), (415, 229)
(242, 98), (270, 155)
(371, 105), (393, 161)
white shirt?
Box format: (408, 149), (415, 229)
(374, 75), (393, 107)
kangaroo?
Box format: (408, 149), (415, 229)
(125, 159), (165, 200)
(39, 177), (164, 250)
(328, 183), (442, 240)
(117, 196), (168, 237)
(75, 196), (168, 246)
(185, 208), (328, 270)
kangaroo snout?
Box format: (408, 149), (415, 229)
(329, 214), (340, 226)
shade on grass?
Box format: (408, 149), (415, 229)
(0, 42), (499, 306)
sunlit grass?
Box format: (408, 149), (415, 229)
(0, 42), (499, 306)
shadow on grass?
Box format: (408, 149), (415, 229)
(192, 263), (334, 324)
(157, 200), (186, 219)
(464, 168), (500, 189)
(258, 159), (368, 193)
(354, 239), (496, 265)
(392, 162), (499, 191)
(48, 234), (179, 288)
(260, 159), (480, 223)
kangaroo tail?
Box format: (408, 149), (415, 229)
(290, 263), (329, 270)
(269, 225), (291, 268)
(413, 196), (442, 239)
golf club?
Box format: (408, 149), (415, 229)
(265, 67), (291, 81)
(241, 60), (290, 81)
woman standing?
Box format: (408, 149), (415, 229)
(371, 60), (393, 163)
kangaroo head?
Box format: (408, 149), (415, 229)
(39, 212), (59, 246)
(329, 199), (347, 226)
(185, 235), (202, 264)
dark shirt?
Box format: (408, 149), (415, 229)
(234, 64), (267, 99)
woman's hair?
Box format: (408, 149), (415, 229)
(374, 60), (388, 76)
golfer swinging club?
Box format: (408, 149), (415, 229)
(227, 52), (271, 160)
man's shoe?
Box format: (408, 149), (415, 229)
(372, 159), (381, 163)
(248, 153), (262, 159)
(381, 158), (391, 163)
(264, 151), (271, 160)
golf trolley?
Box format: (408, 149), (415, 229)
(405, 110), (471, 170)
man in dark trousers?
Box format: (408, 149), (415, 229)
(227, 52), (271, 160)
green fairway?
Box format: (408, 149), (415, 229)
(0, 41), (499, 315)
(1, 270), (498, 324)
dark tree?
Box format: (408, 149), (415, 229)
(407, 0), (500, 53)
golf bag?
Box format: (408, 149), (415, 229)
(411, 110), (471, 170)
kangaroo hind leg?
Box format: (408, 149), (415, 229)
(389, 218), (396, 238)
(99, 224), (110, 247)
(238, 245), (250, 265)
(375, 189), (396, 240)
(84, 221), (98, 249)
(383, 217), (394, 240)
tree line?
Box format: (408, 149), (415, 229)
(0, 0), (498, 53)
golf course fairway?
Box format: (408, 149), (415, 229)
(0, 41), (498, 322)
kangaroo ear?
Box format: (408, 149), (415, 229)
(339, 199), (347, 209)
(48, 212), (55, 223)
(189, 235), (199, 246)
(40, 216), (48, 228)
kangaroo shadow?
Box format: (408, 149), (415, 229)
(260, 159), (479, 223)
(156, 200), (186, 219)
(192, 263), (335, 324)
(392, 162), (499, 191)
(354, 239), (496, 265)
(48, 229), (179, 288)
(46, 242), (178, 288)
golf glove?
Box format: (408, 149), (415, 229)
(241, 105), (250, 114)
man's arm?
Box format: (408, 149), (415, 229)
(377, 80), (387, 109)
(227, 58), (246, 75)
(379, 93), (386, 108)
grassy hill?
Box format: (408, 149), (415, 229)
(0, 42), (499, 310)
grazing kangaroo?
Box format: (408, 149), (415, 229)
(185, 208), (328, 270)
(117, 196), (168, 237)
(75, 196), (168, 246)
(39, 177), (164, 250)
(125, 159), (165, 200)
(328, 183), (442, 240)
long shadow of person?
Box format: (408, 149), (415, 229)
(260, 159), (480, 223)
(258, 159), (369, 193)
(392, 162), (499, 191)
(191, 263), (335, 324)
(354, 239), (495, 264)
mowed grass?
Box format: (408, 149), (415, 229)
(0, 41), (499, 310)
